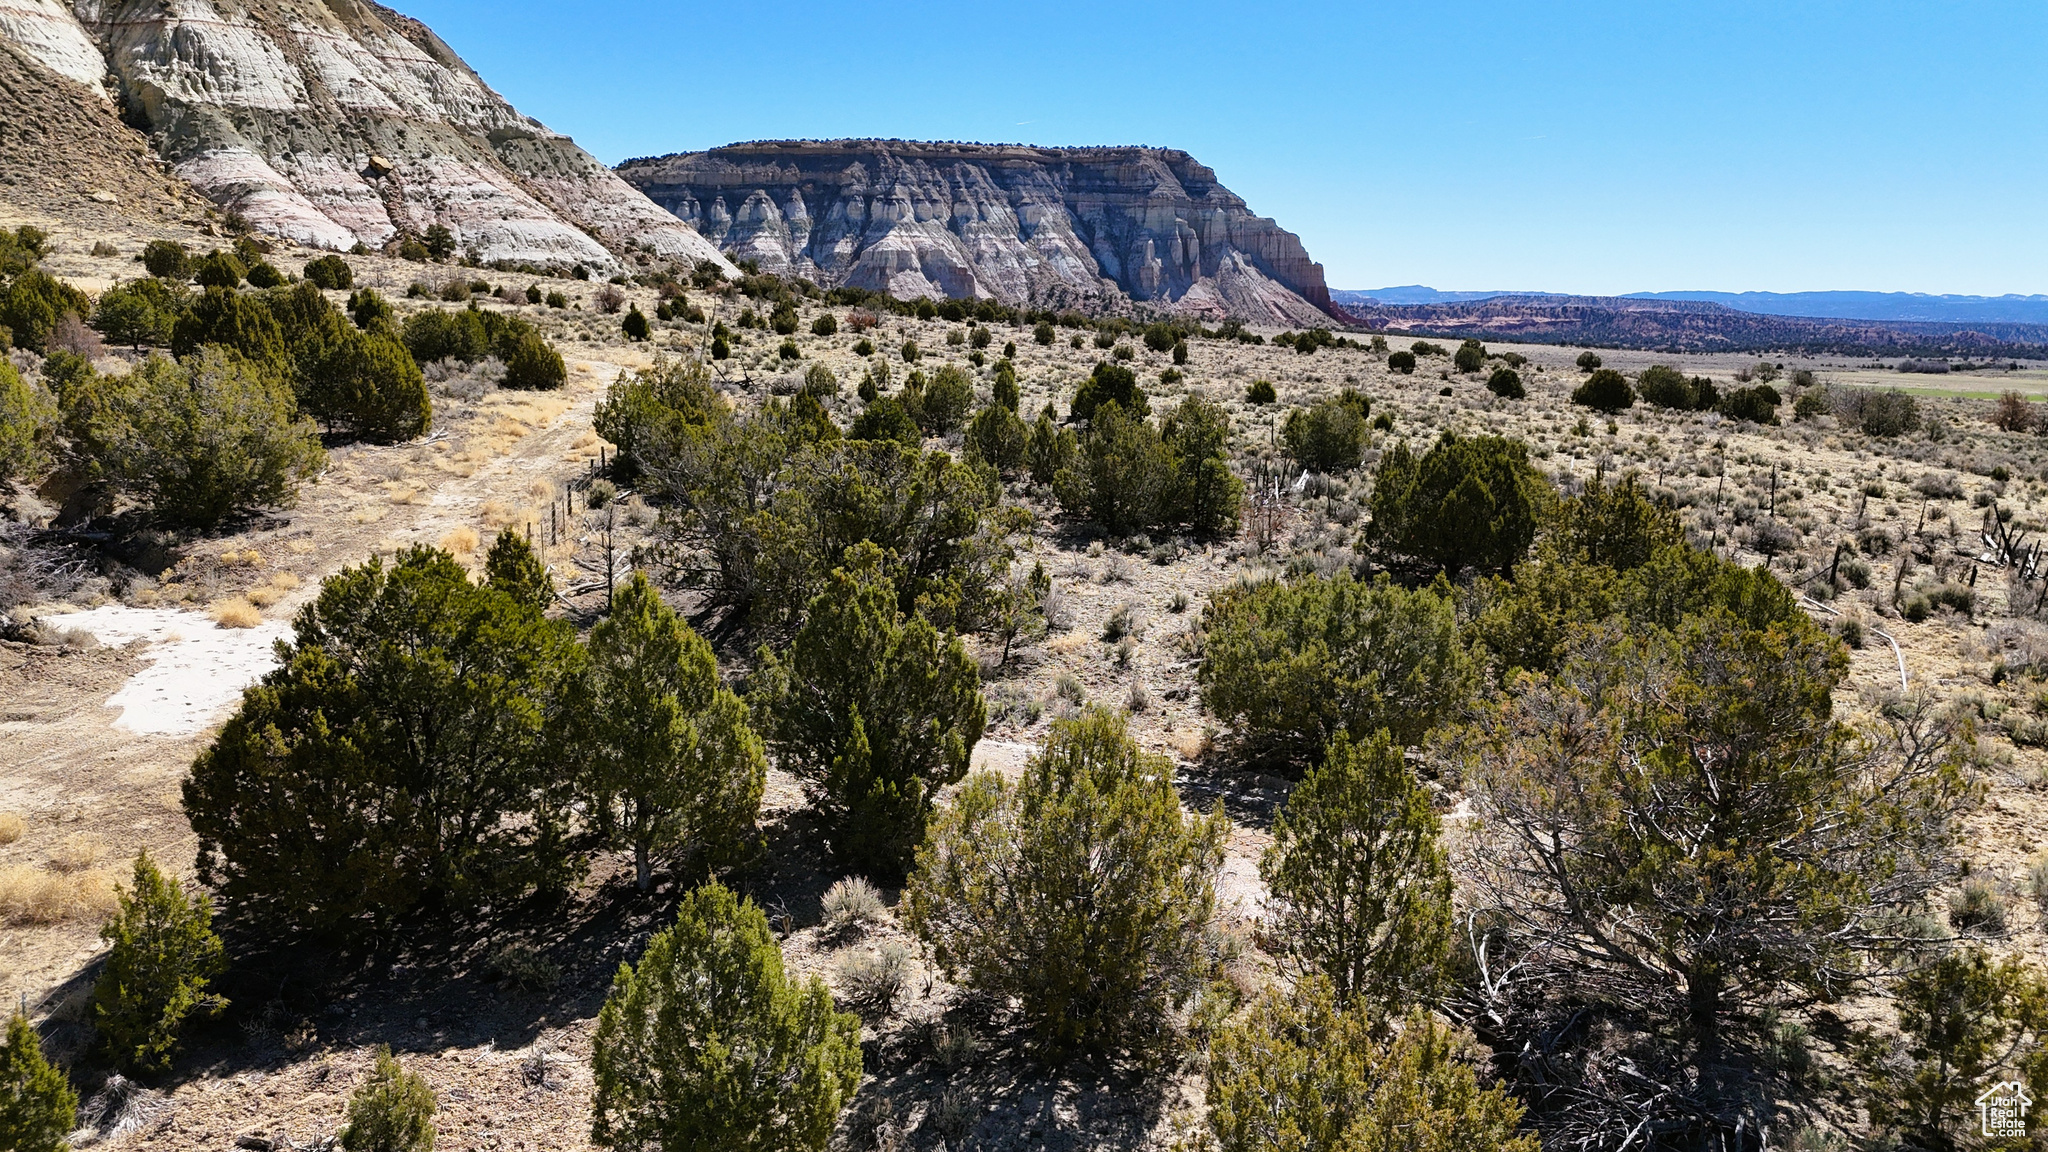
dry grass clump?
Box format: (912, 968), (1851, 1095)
(0, 812), (22, 845)
(837, 941), (914, 1014)
(244, 571), (301, 608)
(440, 526), (482, 555)
(48, 831), (107, 871)
(209, 597), (262, 628)
(821, 876), (887, 935)
(0, 863), (120, 924)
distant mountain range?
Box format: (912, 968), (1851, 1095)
(1334, 287), (2048, 326)
(1333, 294), (2048, 358)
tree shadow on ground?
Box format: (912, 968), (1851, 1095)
(43, 818), (839, 1099)
(844, 1001), (1187, 1152)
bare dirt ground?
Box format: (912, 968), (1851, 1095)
(5, 213), (2048, 1147)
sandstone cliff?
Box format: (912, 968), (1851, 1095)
(618, 140), (1336, 325)
(0, 0), (733, 272)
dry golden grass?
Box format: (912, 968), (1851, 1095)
(0, 864), (120, 925)
(440, 526), (481, 555)
(47, 831), (106, 872)
(571, 430), (601, 450)
(382, 480), (425, 505)
(349, 506), (389, 524)
(210, 597), (262, 628)
(270, 571), (300, 592)
(480, 500), (516, 528)
(0, 812), (22, 845)
(287, 539), (316, 555)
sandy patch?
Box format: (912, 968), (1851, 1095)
(42, 605), (289, 736)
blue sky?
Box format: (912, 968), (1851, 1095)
(402, 1), (2046, 296)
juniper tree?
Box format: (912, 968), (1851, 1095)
(1363, 433), (1547, 580)
(0, 1012), (76, 1152)
(1026, 406), (1076, 487)
(341, 1047), (437, 1152)
(906, 706), (1229, 1057)
(184, 546), (581, 936)
(1282, 390), (1370, 473)
(752, 544), (984, 879)
(590, 883), (860, 1152)
(93, 278), (185, 349)
(1206, 979), (1535, 1152)
(1199, 571), (1473, 768)
(1263, 732), (1453, 1014)
(1570, 368), (1634, 413)
(305, 326), (430, 443)
(917, 364), (973, 434)
(965, 403), (1027, 476)
(169, 285), (285, 373)
(1859, 946), (2048, 1147)
(1069, 360), (1147, 422)
(84, 349), (325, 529)
(0, 359), (54, 483)
(91, 851), (227, 1074)
(483, 527), (553, 614)
(304, 254), (354, 290)
(991, 358), (1019, 410)
(573, 572), (765, 890)
(1161, 393), (1242, 538)
(1053, 399), (1172, 535)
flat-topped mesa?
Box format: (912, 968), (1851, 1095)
(0, 0), (734, 272)
(618, 139), (1337, 325)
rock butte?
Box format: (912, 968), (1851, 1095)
(619, 140), (1337, 325)
(0, 4), (1338, 321)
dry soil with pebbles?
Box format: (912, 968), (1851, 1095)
(6, 231), (2048, 1148)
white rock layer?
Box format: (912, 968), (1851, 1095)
(0, 0), (735, 272)
(620, 140), (1334, 324)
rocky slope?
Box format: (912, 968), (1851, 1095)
(618, 140), (1336, 324)
(0, 35), (199, 228)
(0, 0), (733, 272)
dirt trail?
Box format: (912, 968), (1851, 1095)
(1, 354), (631, 1026)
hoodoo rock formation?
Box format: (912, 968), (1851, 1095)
(619, 140), (1336, 324)
(0, 0), (733, 272)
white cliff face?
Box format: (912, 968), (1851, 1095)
(621, 141), (1334, 324)
(0, 0), (734, 272)
(0, 0), (105, 90)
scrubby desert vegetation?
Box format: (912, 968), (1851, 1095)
(7, 216), (2048, 1152)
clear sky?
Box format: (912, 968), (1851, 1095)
(398, 0), (2046, 297)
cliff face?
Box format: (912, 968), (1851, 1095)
(618, 140), (1335, 325)
(0, 0), (733, 272)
